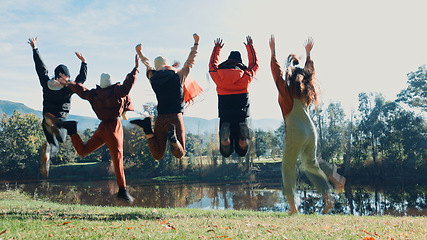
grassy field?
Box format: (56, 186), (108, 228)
(0, 190), (426, 239)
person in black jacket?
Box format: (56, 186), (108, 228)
(28, 37), (87, 178)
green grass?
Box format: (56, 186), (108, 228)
(0, 190), (426, 239)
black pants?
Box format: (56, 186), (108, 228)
(219, 118), (248, 157)
(42, 118), (68, 156)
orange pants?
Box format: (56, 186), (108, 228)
(148, 113), (185, 160)
(71, 119), (126, 189)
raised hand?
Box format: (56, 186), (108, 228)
(135, 43), (142, 53)
(214, 38), (224, 48)
(245, 35), (253, 45)
(304, 37), (314, 56)
(75, 52), (86, 63)
(193, 33), (199, 44)
(28, 37), (37, 49)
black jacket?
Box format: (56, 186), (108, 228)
(33, 48), (87, 120)
(149, 70), (184, 114)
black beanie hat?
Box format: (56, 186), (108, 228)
(227, 51), (242, 63)
(54, 64), (70, 79)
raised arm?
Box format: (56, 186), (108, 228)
(74, 52), (87, 84)
(244, 35), (259, 76)
(178, 33), (199, 84)
(303, 37), (315, 73)
(114, 54), (139, 98)
(269, 35), (286, 92)
(28, 37), (49, 88)
(209, 38), (223, 72)
(135, 43), (154, 78)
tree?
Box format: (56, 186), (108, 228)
(0, 111), (44, 177)
(396, 65), (427, 112)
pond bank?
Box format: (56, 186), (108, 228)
(1, 190), (426, 239)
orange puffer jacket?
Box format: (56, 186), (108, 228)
(209, 44), (259, 95)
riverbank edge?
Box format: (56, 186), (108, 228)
(1, 190), (426, 239)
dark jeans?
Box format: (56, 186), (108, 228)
(219, 118), (248, 157)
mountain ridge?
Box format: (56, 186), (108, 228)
(0, 100), (282, 133)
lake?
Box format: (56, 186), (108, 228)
(1, 179), (426, 216)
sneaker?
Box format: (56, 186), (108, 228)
(43, 112), (60, 136)
(56, 121), (77, 136)
(40, 142), (51, 178)
(167, 124), (177, 144)
(321, 193), (335, 214)
(219, 122), (230, 144)
(239, 122), (250, 141)
(117, 188), (134, 203)
(130, 117), (153, 135)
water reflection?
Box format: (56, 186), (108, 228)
(1, 179), (426, 216)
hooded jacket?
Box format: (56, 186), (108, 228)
(149, 69), (184, 114)
(33, 48), (87, 120)
(209, 44), (259, 119)
(67, 68), (138, 121)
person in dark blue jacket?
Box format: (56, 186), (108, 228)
(28, 37), (87, 178)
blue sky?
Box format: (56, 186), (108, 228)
(1, 0), (426, 120)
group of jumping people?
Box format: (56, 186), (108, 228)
(29, 34), (345, 214)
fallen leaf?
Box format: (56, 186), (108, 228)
(0, 229), (6, 235)
(364, 237), (375, 240)
(58, 221), (71, 226)
(127, 227), (133, 230)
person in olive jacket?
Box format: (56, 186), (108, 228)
(28, 37), (87, 178)
(55, 54), (139, 203)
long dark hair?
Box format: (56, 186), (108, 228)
(286, 54), (317, 106)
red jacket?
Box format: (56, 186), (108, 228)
(209, 44), (259, 95)
(68, 68), (138, 121)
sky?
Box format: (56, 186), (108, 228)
(1, 0), (426, 121)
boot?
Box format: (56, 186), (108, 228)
(56, 121), (77, 136)
(239, 122), (250, 141)
(40, 142), (51, 178)
(117, 188), (134, 203)
(43, 112), (60, 136)
(130, 117), (153, 135)
(219, 122), (230, 144)
(167, 124), (177, 144)
(321, 193), (335, 214)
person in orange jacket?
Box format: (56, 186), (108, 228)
(51, 54), (139, 203)
(269, 35), (345, 215)
(209, 36), (259, 157)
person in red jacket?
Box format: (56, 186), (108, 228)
(209, 36), (259, 157)
(52, 54), (139, 203)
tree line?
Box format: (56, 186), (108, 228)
(0, 65), (426, 181)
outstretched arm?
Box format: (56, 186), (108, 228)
(179, 33), (199, 84)
(74, 52), (87, 84)
(28, 37), (50, 88)
(244, 35), (258, 76)
(209, 38), (223, 72)
(303, 37), (315, 73)
(270, 35), (285, 89)
(135, 43), (154, 78)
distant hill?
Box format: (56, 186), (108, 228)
(0, 100), (282, 133)
(0, 100), (100, 131)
